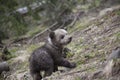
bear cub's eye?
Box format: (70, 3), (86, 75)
(61, 35), (65, 39)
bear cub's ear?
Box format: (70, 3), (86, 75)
(49, 31), (55, 39)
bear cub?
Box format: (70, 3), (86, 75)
(29, 29), (76, 80)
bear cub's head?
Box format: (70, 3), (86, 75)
(48, 29), (72, 48)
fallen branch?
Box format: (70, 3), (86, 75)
(28, 22), (58, 44)
(69, 14), (78, 28)
(44, 66), (95, 80)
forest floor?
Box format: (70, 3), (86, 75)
(0, 4), (120, 80)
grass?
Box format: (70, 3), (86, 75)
(26, 25), (46, 37)
(26, 43), (44, 54)
(3, 24), (46, 45)
(115, 32), (120, 39)
(76, 58), (86, 66)
(88, 0), (101, 9)
(114, 10), (120, 15)
(75, 77), (81, 80)
(9, 47), (19, 54)
(84, 52), (96, 59)
(68, 20), (89, 34)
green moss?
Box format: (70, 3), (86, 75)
(66, 51), (74, 58)
(76, 59), (86, 66)
(26, 25), (46, 37)
(0, 76), (4, 80)
(5, 53), (16, 59)
(68, 41), (84, 55)
(26, 43), (44, 53)
(88, 0), (101, 9)
(76, 54), (88, 67)
(94, 0), (101, 7)
(0, 51), (16, 60)
(0, 52), (2, 56)
(68, 17), (91, 34)
(8, 57), (29, 74)
(9, 47), (19, 54)
(114, 10), (120, 15)
(17, 61), (28, 72)
(84, 52), (96, 59)
(88, 67), (96, 72)
(115, 32), (120, 39)
(75, 77), (81, 80)
(99, 55), (106, 62)
(80, 4), (91, 10)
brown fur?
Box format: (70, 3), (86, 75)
(29, 29), (76, 80)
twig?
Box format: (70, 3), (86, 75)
(28, 22), (58, 44)
(68, 14), (78, 28)
(53, 66), (95, 79)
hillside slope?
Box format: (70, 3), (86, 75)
(44, 5), (120, 80)
(0, 5), (120, 80)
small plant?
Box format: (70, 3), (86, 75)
(115, 10), (120, 15)
(2, 53), (16, 60)
(84, 53), (96, 59)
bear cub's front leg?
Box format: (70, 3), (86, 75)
(56, 58), (76, 68)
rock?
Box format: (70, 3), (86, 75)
(107, 47), (120, 61)
(103, 59), (120, 77)
(0, 62), (10, 74)
(91, 47), (120, 79)
(103, 47), (120, 77)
